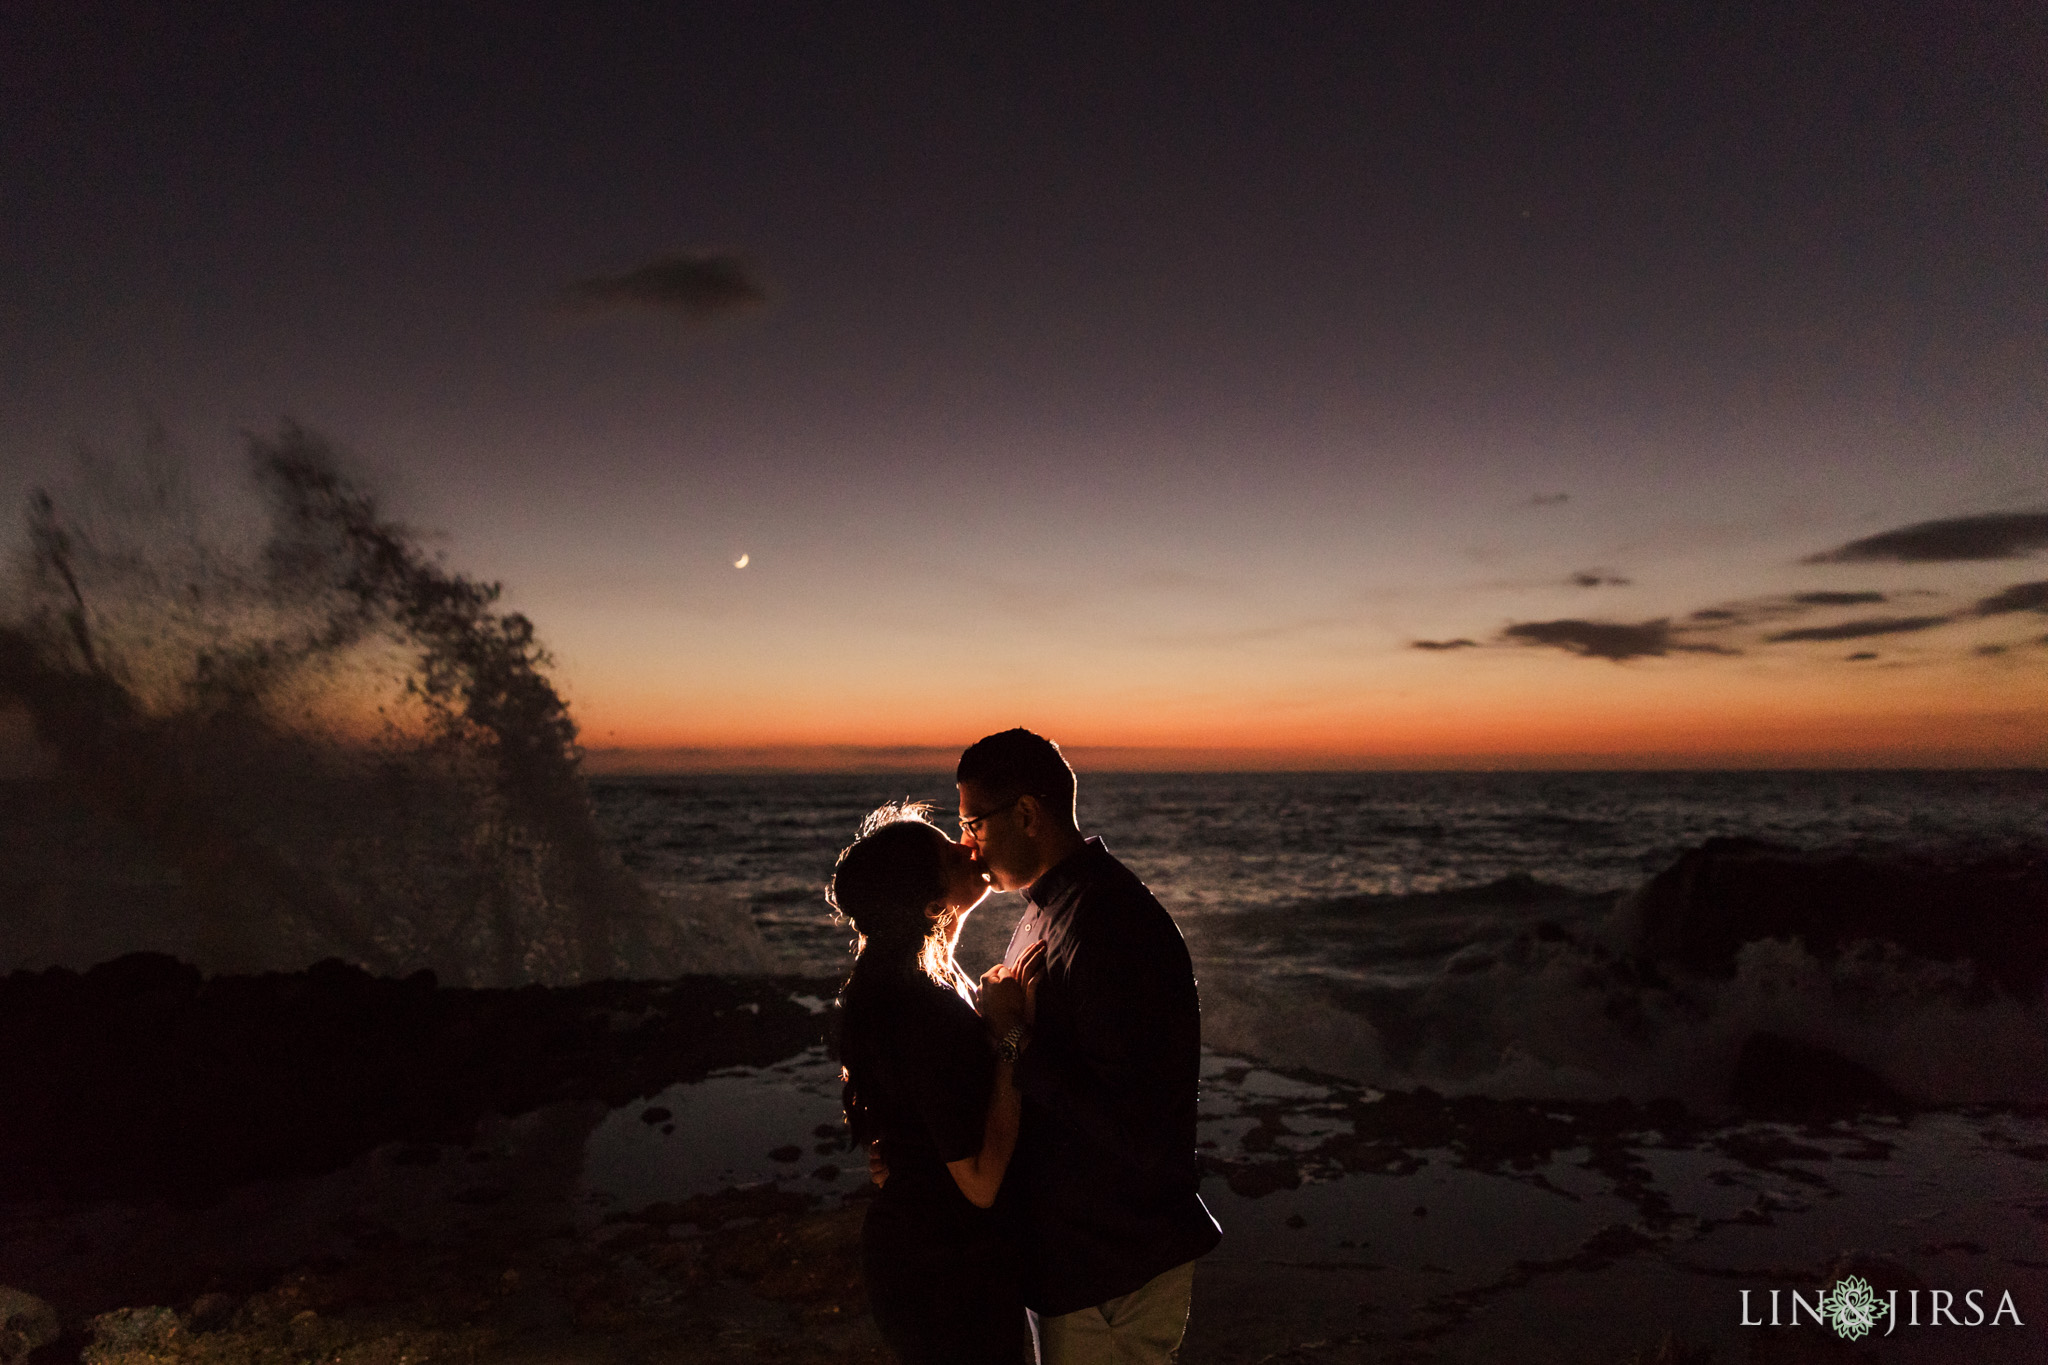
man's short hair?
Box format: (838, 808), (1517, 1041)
(957, 727), (1077, 817)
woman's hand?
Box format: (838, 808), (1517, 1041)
(977, 941), (1045, 1036)
(978, 965), (1025, 1035)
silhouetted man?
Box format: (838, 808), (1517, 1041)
(957, 728), (1220, 1365)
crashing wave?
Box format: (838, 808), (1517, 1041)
(0, 424), (764, 984)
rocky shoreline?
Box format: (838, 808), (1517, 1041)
(8, 931), (2047, 1364)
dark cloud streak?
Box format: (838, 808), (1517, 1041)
(564, 253), (767, 320)
(1764, 615), (1951, 643)
(1410, 638), (1479, 651)
(1804, 512), (2048, 564)
(1499, 619), (1738, 662)
(1688, 591), (1891, 628)
(1791, 591), (1887, 606)
(1972, 580), (2048, 616)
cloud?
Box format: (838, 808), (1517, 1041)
(1972, 579), (2048, 616)
(564, 252), (767, 319)
(1764, 614), (1952, 643)
(1567, 570), (1631, 588)
(1410, 638), (1480, 651)
(1527, 493), (1570, 507)
(1846, 652), (1879, 661)
(1688, 590), (1895, 629)
(1790, 591), (1887, 606)
(1975, 644), (2008, 657)
(1500, 618), (1738, 662)
(1803, 511), (2048, 564)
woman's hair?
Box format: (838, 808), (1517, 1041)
(827, 800), (971, 996)
(831, 801), (975, 1151)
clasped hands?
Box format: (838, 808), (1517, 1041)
(977, 939), (1046, 1039)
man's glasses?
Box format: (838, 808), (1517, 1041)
(959, 796), (1021, 839)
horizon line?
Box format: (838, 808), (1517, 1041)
(582, 744), (2047, 776)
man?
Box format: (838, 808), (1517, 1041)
(957, 727), (1221, 1364)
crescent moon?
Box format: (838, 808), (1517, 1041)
(734, 554), (749, 568)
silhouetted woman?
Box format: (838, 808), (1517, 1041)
(832, 802), (1042, 1364)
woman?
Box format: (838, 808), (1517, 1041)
(830, 802), (1042, 1364)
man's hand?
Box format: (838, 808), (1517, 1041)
(868, 1139), (888, 1188)
(978, 941), (1046, 1036)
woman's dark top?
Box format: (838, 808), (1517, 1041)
(842, 961), (994, 1199)
(839, 958), (1027, 1365)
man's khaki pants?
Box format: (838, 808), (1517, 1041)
(1031, 1260), (1196, 1365)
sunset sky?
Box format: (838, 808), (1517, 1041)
(4, 3), (2044, 768)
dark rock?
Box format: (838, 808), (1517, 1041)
(1729, 1033), (1907, 1117)
(184, 1293), (239, 1334)
(1218, 1159), (1300, 1198)
(0, 1285), (60, 1364)
(1471, 872), (1571, 905)
(1629, 837), (2048, 994)
(1576, 1224), (1656, 1263)
(0, 960), (841, 1204)
(82, 952), (203, 1002)
(82, 1305), (182, 1361)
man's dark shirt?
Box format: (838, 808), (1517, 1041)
(1000, 837), (1221, 1314)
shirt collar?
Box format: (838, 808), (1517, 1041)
(1023, 835), (1106, 908)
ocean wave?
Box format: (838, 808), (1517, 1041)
(1194, 839), (2048, 1109)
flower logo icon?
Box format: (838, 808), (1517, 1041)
(1818, 1276), (1887, 1341)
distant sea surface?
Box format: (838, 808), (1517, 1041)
(594, 770), (2048, 1106)
(593, 768), (2045, 961)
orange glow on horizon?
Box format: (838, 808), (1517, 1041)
(581, 690), (2048, 772)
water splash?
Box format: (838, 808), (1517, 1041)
(0, 422), (710, 984)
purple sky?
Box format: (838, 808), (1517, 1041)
(5, 3), (2044, 764)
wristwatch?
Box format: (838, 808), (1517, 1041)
(995, 1024), (1029, 1062)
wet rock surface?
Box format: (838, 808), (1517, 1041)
(0, 955), (841, 1204)
(52, 1194), (886, 1365)
(5, 959), (2045, 1363)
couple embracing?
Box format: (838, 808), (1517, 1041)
(830, 728), (1222, 1363)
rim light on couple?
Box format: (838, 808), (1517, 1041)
(830, 728), (1220, 1365)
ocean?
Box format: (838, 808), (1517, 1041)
(594, 769), (2048, 1107)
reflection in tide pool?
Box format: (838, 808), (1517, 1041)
(578, 1045), (851, 1214)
